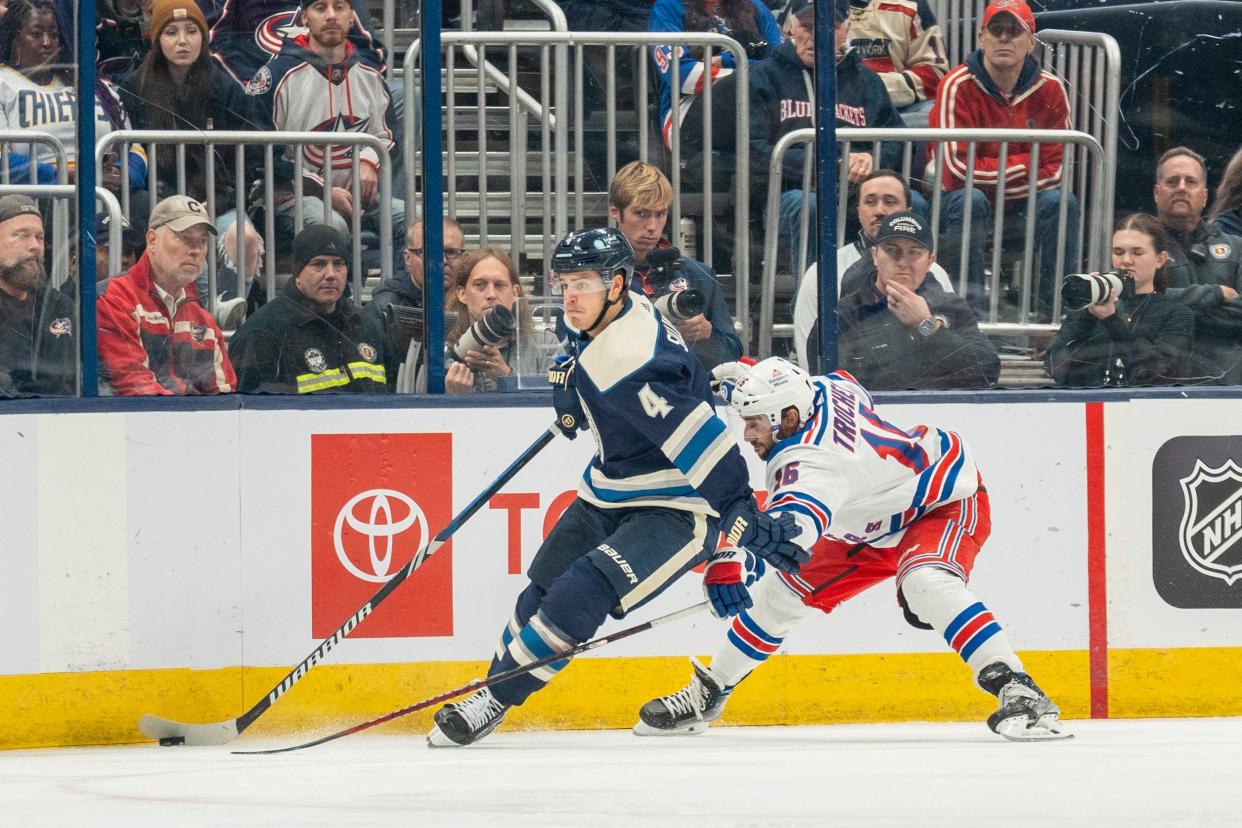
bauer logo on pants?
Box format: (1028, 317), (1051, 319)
(1151, 436), (1242, 608)
(311, 433), (454, 637)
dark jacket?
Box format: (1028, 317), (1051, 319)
(366, 273), (424, 321)
(837, 276), (999, 389)
(1163, 220), (1242, 383)
(749, 43), (903, 189)
(630, 239), (742, 370)
(1213, 208), (1242, 239)
(0, 283), (77, 397)
(1046, 292), (1196, 387)
(228, 280), (391, 394)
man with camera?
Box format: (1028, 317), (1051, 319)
(1154, 147), (1242, 383)
(609, 161), (742, 371)
(228, 225), (391, 394)
(837, 211), (999, 389)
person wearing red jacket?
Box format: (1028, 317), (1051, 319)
(928, 0), (1078, 320)
(97, 195), (237, 395)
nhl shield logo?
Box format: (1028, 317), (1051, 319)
(1177, 459), (1242, 586)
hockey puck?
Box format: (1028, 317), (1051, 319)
(159, 736), (186, 747)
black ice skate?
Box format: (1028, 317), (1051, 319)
(978, 662), (1072, 742)
(633, 658), (731, 736)
(427, 686), (509, 748)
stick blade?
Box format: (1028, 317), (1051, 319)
(139, 714), (240, 747)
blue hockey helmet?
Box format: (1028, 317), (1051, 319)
(550, 227), (636, 285)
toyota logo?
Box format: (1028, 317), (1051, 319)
(333, 489), (427, 583)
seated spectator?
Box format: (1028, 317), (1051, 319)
(750, 0), (905, 275)
(0, 0), (147, 191)
(559, 0), (654, 33)
(445, 248), (560, 394)
(97, 195), (236, 395)
(845, 0), (948, 127)
(229, 224), (390, 394)
(794, 168), (952, 371)
(0, 195), (75, 397)
(368, 217), (465, 321)
(1047, 213), (1195, 387)
(117, 0), (264, 302)
(838, 210), (999, 389)
(609, 160), (741, 370)
(245, 0), (404, 249)
(1155, 146), (1242, 383)
(97, 0), (154, 81)
(1210, 145), (1242, 239)
(929, 0), (1078, 320)
(650, 0), (782, 155)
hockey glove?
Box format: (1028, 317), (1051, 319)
(708, 357), (756, 404)
(703, 546), (766, 618)
(548, 355), (588, 440)
(721, 497), (810, 574)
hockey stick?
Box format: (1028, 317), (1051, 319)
(233, 601), (711, 754)
(139, 424), (561, 747)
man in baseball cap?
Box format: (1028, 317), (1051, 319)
(980, 0), (1036, 34)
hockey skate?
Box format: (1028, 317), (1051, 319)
(633, 658), (730, 736)
(427, 686), (509, 748)
(978, 663), (1072, 742)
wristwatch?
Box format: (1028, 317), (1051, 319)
(917, 314), (947, 338)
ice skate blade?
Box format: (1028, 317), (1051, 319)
(426, 724), (465, 749)
(632, 719), (710, 737)
(996, 715), (1074, 742)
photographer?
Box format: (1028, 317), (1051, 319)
(445, 248), (560, 394)
(611, 161), (742, 371)
(1046, 214), (1196, 388)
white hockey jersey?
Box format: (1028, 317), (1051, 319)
(764, 371), (979, 549)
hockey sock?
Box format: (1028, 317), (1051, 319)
(489, 582), (546, 673)
(900, 566), (1024, 682)
(488, 557), (617, 707)
(708, 572), (812, 687)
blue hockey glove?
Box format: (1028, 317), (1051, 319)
(703, 546), (766, 618)
(721, 497), (810, 574)
(548, 355), (587, 440)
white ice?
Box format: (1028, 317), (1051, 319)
(2, 719), (1239, 827)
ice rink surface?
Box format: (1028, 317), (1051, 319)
(3, 718), (1239, 827)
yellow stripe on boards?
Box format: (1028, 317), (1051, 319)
(5, 648), (1240, 750)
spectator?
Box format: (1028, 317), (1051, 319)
(97, 195), (236, 395)
(845, 0), (948, 127)
(1209, 145), (1242, 239)
(1155, 146), (1242, 383)
(0, 0), (147, 190)
(650, 0), (782, 154)
(610, 160), (741, 370)
(838, 210), (999, 389)
(245, 0), (404, 246)
(1047, 213), (1195, 387)
(0, 195), (75, 397)
(368, 217), (465, 320)
(794, 168), (952, 371)
(929, 0), (1078, 319)
(559, 0), (654, 33)
(229, 224), (390, 394)
(97, 0), (154, 81)
(444, 248), (559, 394)
(750, 0), (905, 275)
(117, 0), (264, 303)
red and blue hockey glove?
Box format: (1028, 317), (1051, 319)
(721, 496), (810, 574)
(703, 546), (766, 618)
(548, 354), (588, 440)
(708, 357), (756, 403)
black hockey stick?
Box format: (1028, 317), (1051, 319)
(139, 424), (561, 747)
(233, 601), (711, 754)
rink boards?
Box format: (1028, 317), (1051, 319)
(2, 397), (1241, 748)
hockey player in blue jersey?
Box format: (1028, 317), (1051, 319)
(634, 357), (1071, 741)
(427, 228), (811, 748)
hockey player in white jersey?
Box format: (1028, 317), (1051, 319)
(635, 356), (1070, 741)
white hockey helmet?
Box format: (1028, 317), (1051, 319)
(729, 357), (816, 431)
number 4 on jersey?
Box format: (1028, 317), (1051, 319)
(639, 383), (673, 418)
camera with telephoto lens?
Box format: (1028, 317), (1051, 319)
(645, 246), (706, 322)
(454, 303), (515, 359)
(655, 288), (706, 322)
(1060, 271), (1136, 312)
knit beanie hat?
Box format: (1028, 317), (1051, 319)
(149, 0), (208, 41)
(291, 224), (351, 278)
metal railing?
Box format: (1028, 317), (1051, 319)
(96, 130), (395, 311)
(403, 31), (750, 296)
(931, 0), (986, 68)
(0, 132), (72, 285)
(758, 127), (1106, 359)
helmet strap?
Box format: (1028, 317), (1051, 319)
(585, 271), (625, 335)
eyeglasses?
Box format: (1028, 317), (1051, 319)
(407, 246), (466, 261)
(985, 21), (1026, 39)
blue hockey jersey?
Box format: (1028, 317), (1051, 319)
(571, 291), (752, 517)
